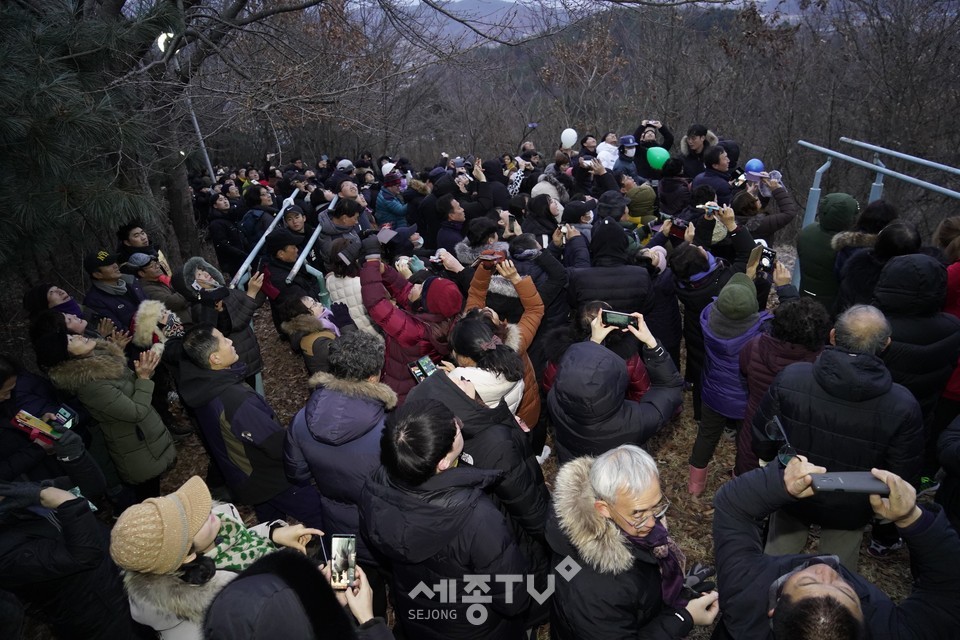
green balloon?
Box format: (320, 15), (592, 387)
(647, 147), (670, 170)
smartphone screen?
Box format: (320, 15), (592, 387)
(417, 356), (439, 378)
(330, 534), (356, 590)
(601, 310), (638, 329)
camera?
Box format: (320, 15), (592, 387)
(759, 247), (777, 272)
(669, 218), (689, 240)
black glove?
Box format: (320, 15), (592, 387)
(53, 429), (85, 462)
(361, 234), (382, 259)
(329, 303), (355, 330)
(683, 562), (716, 596)
(0, 481), (42, 517)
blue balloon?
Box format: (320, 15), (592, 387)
(745, 158), (765, 173)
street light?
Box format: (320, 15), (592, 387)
(156, 32), (216, 180)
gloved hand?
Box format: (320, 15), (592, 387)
(53, 429), (85, 462)
(408, 256), (426, 273)
(329, 303), (355, 330)
(683, 562), (716, 596)
(0, 481), (42, 517)
(361, 234), (381, 259)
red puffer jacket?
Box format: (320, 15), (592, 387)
(360, 261), (451, 404)
(942, 261), (960, 402)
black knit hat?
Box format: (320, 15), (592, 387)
(33, 327), (70, 369)
(23, 283), (55, 318)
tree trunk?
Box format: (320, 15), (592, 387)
(164, 159), (201, 262)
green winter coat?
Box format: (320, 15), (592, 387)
(48, 341), (176, 484)
(797, 192), (858, 313)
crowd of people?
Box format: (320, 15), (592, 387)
(3, 121), (960, 639)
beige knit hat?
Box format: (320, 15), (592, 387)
(110, 476), (212, 575)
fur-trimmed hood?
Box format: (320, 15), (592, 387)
(280, 313), (335, 339)
(47, 341), (128, 395)
(182, 256), (225, 288)
(124, 568), (236, 624)
(453, 241), (520, 299)
(532, 173), (571, 204)
(831, 230), (877, 252)
(407, 178), (429, 196)
(679, 129), (719, 156)
(131, 299), (178, 354)
(307, 371), (397, 410)
(553, 457), (634, 575)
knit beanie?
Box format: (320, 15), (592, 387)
(421, 277), (463, 319)
(33, 327), (70, 369)
(110, 476), (213, 575)
(23, 283), (55, 318)
(715, 273), (759, 321)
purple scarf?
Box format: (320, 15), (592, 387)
(317, 308), (340, 337)
(52, 299), (84, 319)
(625, 521), (688, 608)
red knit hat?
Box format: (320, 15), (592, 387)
(421, 277), (463, 319)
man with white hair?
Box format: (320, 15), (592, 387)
(546, 445), (720, 639)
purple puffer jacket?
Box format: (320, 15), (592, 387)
(700, 303), (771, 419)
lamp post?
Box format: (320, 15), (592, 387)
(157, 32), (216, 181)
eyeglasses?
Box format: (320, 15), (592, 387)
(764, 416), (797, 467)
(609, 495), (671, 530)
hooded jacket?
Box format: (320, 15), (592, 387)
(937, 416), (960, 531)
(691, 166), (733, 205)
(325, 272), (376, 334)
(182, 257), (264, 377)
(177, 360), (293, 506)
(546, 458), (694, 640)
(47, 341), (176, 484)
(567, 219), (654, 335)
(405, 370), (550, 567)
(736, 332), (822, 475)
(872, 254), (960, 421)
(700, 304), (773, 419)
(279, 313), (337, 376)
(752, 347), (924, 530)
(317, 209), (362, 271)
(284, 371), (396, 565)
(548, 341), (683, 464)
(207, 208), (250, 277)
(123, 568), (236, 640)
(797, 193), (858, 310)
(713, 463), (960, 640)
(678, 129), (719, 179)
(658, 176), (691, 216)
(830, 229), (877, 279)
(359, 465), (532, 640)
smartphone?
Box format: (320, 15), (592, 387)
(12, 410), (62, 441)
(408, 355), (439, 384)
(759, 247), (777, 272)
(330, 534), (356, 590)
(507, 214), (517, 234)
(810, 472), (890, 497)
(669, 218), (689, 240)
(601, 309), (639, 330)
(252, 256), (263, 274)
(52, 405), (77, 431)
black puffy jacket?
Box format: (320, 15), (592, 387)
(406, 371), (550, 571)
(937, 416), (960, 531)
(548, 341), (683, 464)
(873, 254), (960, 421)
(752, 347), (924, 529)
(359, 465), (532, 640)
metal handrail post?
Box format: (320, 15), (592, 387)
(793, 158), (833, 288)
(229, 188), (300, 289)
(286, 205), (328, 284)
(839, 137), (960, 178)
(868, 155), (886, 203)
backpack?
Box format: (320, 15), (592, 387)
(239, 209), (265, 244)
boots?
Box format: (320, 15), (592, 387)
(688, 465), (708, 497)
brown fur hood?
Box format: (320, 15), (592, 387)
(831, 230), (877, 252)
(679, 129), (719, 156)
(553, 457), (634, 575)
(47, 341), (129, 395)
(408, 178), (429, 196)
(124, 568), (236, 624)
(307, 371), (397, 410)
(280, 313), (336, 339)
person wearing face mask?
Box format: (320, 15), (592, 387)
(109, 475), (322, 640)
(560, 200), (596, 244)
(36, 325), (176, 500)
(613, 135), (644, 183)
(548, 445), (720, 639)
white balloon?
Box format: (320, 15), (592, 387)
(560, 128), (578, 148)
